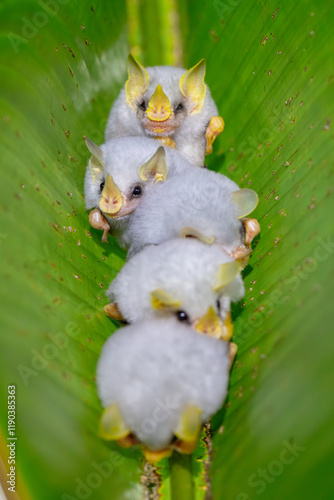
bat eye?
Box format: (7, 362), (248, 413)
(132, 185), (142, 197)
(139, 100), (147, 111)
(216, 299), (221, 312)
(176, 310), (189, 323)
(100, 181), (105, 192)
(175, 103), (183, 112)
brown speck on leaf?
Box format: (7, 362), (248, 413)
(77, 240), (81, 246)
(268, 69), (272, 76)
(266, 141), (271, 146)
(229, 164), (236, 172)
(277, 50), (282, 55)
(85, 38), (90, 46)
(81, 24), (85, 29)
(68, 67), (74, 77)
(323, 118), (331, 131)
(85, 230), (92, 237)
(81, 254), (87, 259)
(68, 47), (75, 58)
(262, 35), (269, 45)
(308, 197), (316, 210)
(62, 103), (67, 111)
(67, 192), (72, 197)
(274, 237), (280, 247)
(310, 30), (314, 37)
(272, 7), (280, 19)
(98, 295), (103, 300)
(225, 402), (231, 409)
(102, 256), (106, 261)
(99, 283), (104, 288)
(59, 243), (62, 247)
(64, 130), (70, 139)
(62, 43), (67, 48)
(210, 30), (218, 42)
(278, 144), (283, 151)
(35, 185), (40, 191)
(74, 274), (82, 281)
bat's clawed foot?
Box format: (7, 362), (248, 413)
(205, 116), (225, 155)
(103, 302), (125, 321)
(89, 208), (110, 242)
(242, 217), (261, 246)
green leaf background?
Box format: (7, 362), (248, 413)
(0, 0), (333, 499)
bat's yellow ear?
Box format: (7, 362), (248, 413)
(231, 189), (259, 219)
(139, 146), (167, 183)
(214, 261), (241, 293)
(179, 59), (206, 114)
(125, 54), (149, 108)
(85, 137), (104, 184)
(180, 227), (215, 245)
(150, 289), (182, 310)
(99, 404), (130, 441)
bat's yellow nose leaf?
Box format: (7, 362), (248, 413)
(146, 85), (171, 122)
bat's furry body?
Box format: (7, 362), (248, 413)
(97, 318), (230, 450)
(107, 238), (244, 325)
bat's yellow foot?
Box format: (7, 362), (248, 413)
(205, 116), (225, 155)
(155, 135), (176, 149)
(143, 446), (173, 463)
(89, 208), (110, 243)
(99, 404), (130, 441)
(103, 302), (125, 321)
(229, 342), (238, 368)
(242, 218), (261, 246)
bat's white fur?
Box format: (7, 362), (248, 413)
(126, 168), (243, 257)
(107, 238), (244, 324)
(97, 317), (230, 450)
(84, 136), (192, 248)
(105, 66), (219, 166)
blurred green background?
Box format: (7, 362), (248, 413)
(0, 0), (333, 499)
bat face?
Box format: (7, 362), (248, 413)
(107, 239), (244, 341)
(84, 137), (168, 221)
(125, 55), (207, 137)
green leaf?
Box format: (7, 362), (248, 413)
(0, 1), (333, 499)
